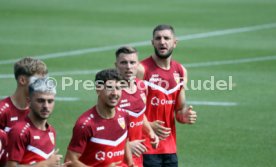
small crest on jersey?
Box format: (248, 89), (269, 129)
(117, 117), (125, 129)
(173, 72), (181, 84)
(48, 132), (55, 145)
(140, 93), (147, 104)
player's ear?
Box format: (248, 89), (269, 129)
(173, 38), (178, 48)
(95, 83), (103, 95)
(18, 75), (28, 86)
(26, 96), (31, 104)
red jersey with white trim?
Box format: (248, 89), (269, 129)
(0, 129), (7, 162)
(7, 117), (56, 165)
(141, 56), (185, 154)
(0, 97), (29, 164)
(118, 78), (147, 142)
(68, 106), (130, 167)
(118, 79), (147, 166)
(0, 97), (29, 133)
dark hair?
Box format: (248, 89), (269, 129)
(14, 57), (48, 80)
(95, 69), (122, 84)
(115, 46), (137, 59)
(153, 24), (175, 37)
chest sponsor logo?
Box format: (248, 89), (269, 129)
(48, 132), (55, 145)
(95, 150), (124, 161)
(117, 117), (125, 129)
(130, 120), (143, 128)
(151, 96), (175, 106)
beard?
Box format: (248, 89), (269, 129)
(154, 47), (174, 59)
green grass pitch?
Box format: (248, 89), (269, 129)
(0, 0), (276, 166)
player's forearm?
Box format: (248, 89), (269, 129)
(6, 160), (51, 167)
(176, 106), (196, 124)
(65, 150), (88, 167)
(142, 116), (155, 138)
(176, 107), (187, 124)
(124, 139), (134, 166)
(67, 161), (88, 167)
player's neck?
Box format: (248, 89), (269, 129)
(28, 114), (48, 131)
(152, 54), (171, 70)
(96, 103), (115, 119)
(123, 80), (137, 94)
(11, 88), (29, 110)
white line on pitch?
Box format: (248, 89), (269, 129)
(0, 95), (238, 106)
(0, 96), (80, 102)
(184, 55), (276, 68)
(1, 55), (275, 79)
(188, 101), (237, 106)
(1, 22), (276, 65)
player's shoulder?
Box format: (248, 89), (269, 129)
(140, 56), (152, 63)
(75, 107), (96, 127)
(10, 120), (30, 135)
(47, 124), (56, 132)
(0, 97), (12, 112)
(116, 107), (129, 117)
(0, 129), (7, 136)
(135, 78), (145, 85)
(171, 59), (186, 73)
(139, 56), (153, 68)
(171, 59), (183, 67)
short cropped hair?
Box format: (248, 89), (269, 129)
(115, 46), (137, 59)
(14, 57), (48, 80)
(153, 24), (175, 37)
(29, 77), (56, 95)
(95, 69), (122, 84)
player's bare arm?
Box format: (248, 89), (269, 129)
(142, 116), (159, 149)
(136, 63), (145, 80)
(175, 66), (197, 124)
(149, 120), (171, 140)
(64, 150), (88, 167)
(129, 139), (147, 157)
(124, 139), (135, 167)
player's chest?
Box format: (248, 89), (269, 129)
(91, 117), (127, 140)
(29, 131), (55, 147)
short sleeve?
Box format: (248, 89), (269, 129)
(67, 120), (92, 154)
(6, 125), (28, 162)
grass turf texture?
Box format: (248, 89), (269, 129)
(0, 0), (276, 166)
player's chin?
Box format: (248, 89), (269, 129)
(107, 101), (119, 107)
